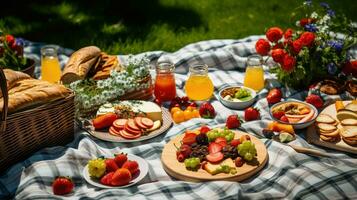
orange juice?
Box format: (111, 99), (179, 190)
(244, 66), (265, 91)
(41, 57), (62, 83)
(185, 75), (214, 100)
(41, 45), (62, 83)
(185, 64), (214, 101)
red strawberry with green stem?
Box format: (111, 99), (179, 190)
(114, 153), (128, 168)
(100, 172), (114, 186)
(226, 115), (241, 129)
(305, 94), (324, 109)
(105, 158), (119, 173)
(244, 107), (260, 121)
(199, 102), (216, 118)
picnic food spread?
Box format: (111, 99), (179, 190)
(1, 1), (357, 199)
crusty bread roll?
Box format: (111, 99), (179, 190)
(0, 79), (71, 113)
(61, 46), (101, 84)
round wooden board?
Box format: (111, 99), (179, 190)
(307, 101), (357, 154)
(85, 108), (173, 143)
(161, 130), (268, 182)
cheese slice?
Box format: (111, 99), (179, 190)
(97, 101), (163, 121)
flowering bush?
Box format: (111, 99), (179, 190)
(255, 1), (357, 88)
(0, 31), (27, 70)
(69, 56), (151, 116)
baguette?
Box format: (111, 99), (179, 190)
(61, 46), (101, 84)
(0, 79), (71, 113)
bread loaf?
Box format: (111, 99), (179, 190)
(61, 46), (101, 84)
(0, 69), (71, 114)
(0, 79), (71, 113)
(93, 53), (121, 80)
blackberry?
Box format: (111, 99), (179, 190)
(196, 133), (208, 145)
(190, 145), (209, 161)
(222, 145), (239, 159)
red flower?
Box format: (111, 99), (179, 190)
(5, 34), (15, 46)
(271, 49), (286, 64)
(266, 27), (283, 42)
(300, 32), (315, 47)
(342, 60), (357, 77)
(282, 54), (296, 72)
(299, 18), (314, 27)
(284, 28), (293, 40)
(255, 39), (271, 56)
(291, 40), (303, 54)
(272, 42), (284, 50)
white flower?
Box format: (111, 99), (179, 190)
(311, 12), (318, 19)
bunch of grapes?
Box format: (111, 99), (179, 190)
(237, 141), (257, 161)
(207, 129), (235, 142)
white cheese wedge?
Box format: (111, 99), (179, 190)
(96, 101), (163, 121)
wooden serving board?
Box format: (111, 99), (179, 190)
(84, 108), (173, 143)
(161, 130), (268, 182)
(307, 101), (357, 154)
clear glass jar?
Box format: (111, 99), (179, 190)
(244, 55), (265, 91)
(154, 62), (176, 102)
(185, 64), (214, 101)
(41, 45), (62, 83)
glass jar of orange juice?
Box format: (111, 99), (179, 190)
(185, 64), (214, 101)
(154, 62), (176, 102)
(244, 55), (265, 91)
(41, 45), (62, 83)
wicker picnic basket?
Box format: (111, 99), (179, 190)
(0, 67), (75, 172)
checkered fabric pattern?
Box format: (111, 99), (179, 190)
(0, 36), (357, 199)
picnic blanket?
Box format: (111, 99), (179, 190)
(1, 36), (357, 200)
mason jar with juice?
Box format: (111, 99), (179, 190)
(185, 64), (214, 101)
(244, 55), (265, 91)
(41, 45), (62, 83)
(154, 62), (176, 102)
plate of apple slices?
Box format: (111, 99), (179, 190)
(83, 153), (148, 189)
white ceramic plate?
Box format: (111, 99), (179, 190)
(83, 154), (149, 189)
(83, 108), (172, 143)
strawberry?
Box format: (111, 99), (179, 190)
(280, 115), (289, 122)
(200, 126), (211, 134)
(208, 142), (222, 154)
(199, 102), (216, 118)
(266, 88), (282, 104)
(272, 110), (285, 120)
(100, 172), (114, 186)
(52, 176), (74, 195)
(5, 34), (15, 46)
(305, 94), (324, 109)
(111, 168), (132, 186)
(176, 152), (185, 162)
(226, 115), (241, 129)
(244, 107), (260, 121)
(206, 152), (224, 163)
(182, 132), (197, 146)
(114, 153), (128, 168)
(122, 160), (139, 175)
(105, 159), (119, 173)
(215, 137), (227, 147)
(230, 139), (241, 147)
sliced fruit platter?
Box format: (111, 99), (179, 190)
(84, 100), (173, 142)
(83, 153), (148, 188)
(270, 100), (318, 129)
(307, 100), (357, 154)
(161, 125), (268, 181)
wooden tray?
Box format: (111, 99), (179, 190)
(161, 130), (268, 182)
(83, 108), (172, 143)
(306, 101), (357, 154)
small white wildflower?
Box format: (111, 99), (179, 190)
(311, 12), (318, 19)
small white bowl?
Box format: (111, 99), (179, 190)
(269, 100), (318, 129)
(218, 86), (257, 110)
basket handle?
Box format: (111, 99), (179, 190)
(0, 67), (8, 132)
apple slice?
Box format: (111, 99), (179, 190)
(141, 118), (154, 128)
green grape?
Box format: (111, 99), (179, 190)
(184, 157), (200, 171)
(225, 132), (234, 142)
(237, 141), (257, 162)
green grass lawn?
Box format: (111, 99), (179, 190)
(1, 0), (356, 54)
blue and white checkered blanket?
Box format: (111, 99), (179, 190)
(1, 36), (357, 199)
